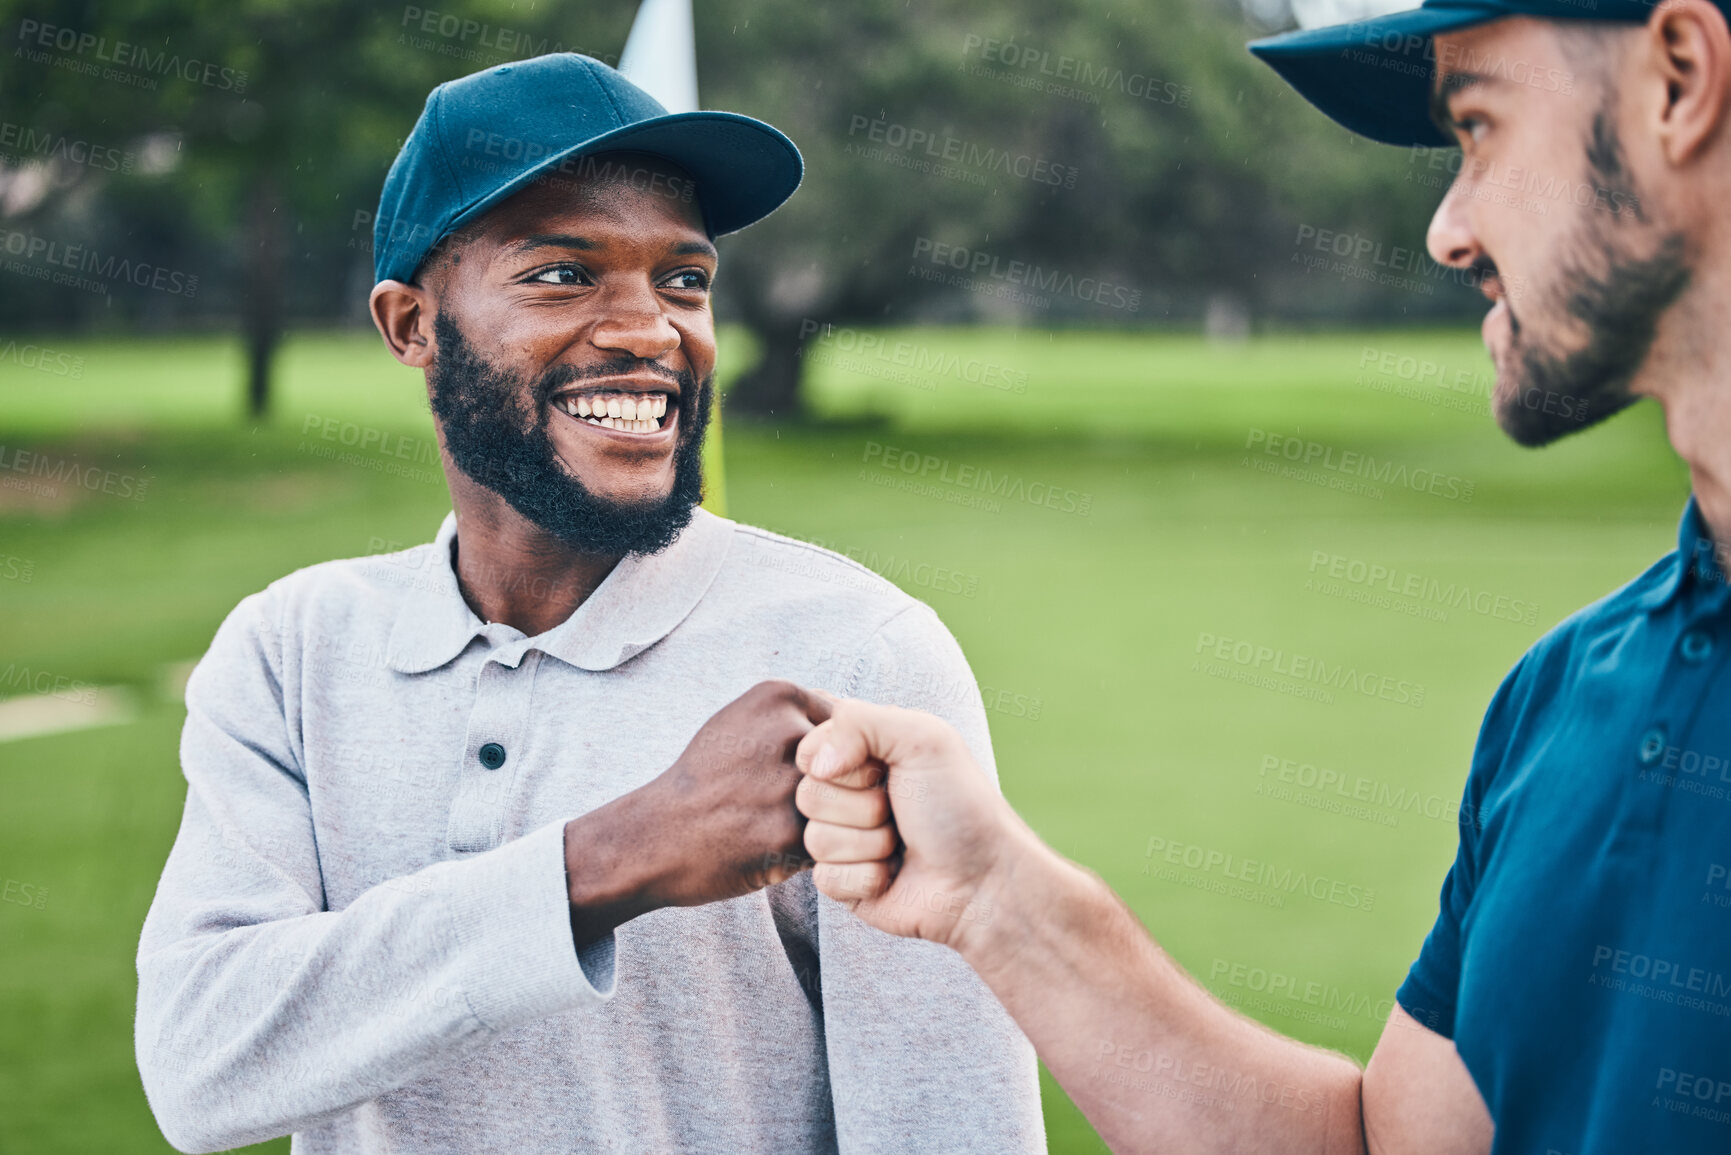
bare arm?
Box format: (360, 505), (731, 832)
(794, 698), (1493, 1155)
(1363, 1006), (1493, 1155)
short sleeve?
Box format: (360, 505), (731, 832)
(1395, 652), (1531, 1039)
(1395, 848), (1472, 1038)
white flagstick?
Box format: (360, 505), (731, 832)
(619, 0), (699, 113)
(618, 0), (730, 516)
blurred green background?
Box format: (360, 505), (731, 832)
(0, 325), (1688, 1151)
(0, 0), (1693, 1149)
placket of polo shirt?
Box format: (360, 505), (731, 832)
(447, 645), (543, 853)
(1632, 586), (1731, 826)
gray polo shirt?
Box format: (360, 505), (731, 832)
(135, 509), (1043, 1154)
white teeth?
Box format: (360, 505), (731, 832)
(565, 394), (668, 430)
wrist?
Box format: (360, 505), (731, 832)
(944, 815), (1051, 964)
(563, 786), (669, 944)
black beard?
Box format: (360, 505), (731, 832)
(427, 310), (710, 556)
(1496, 110), (1690, 448)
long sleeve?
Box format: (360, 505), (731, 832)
(818, 604), (1046, 1154)
(134, 589), (615, 1154)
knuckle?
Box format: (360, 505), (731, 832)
(757, 677), (798, 700)
(805, 823), (834, 858)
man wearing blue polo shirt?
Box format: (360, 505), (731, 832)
(789, 2), (1731, 1152)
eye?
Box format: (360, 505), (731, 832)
(1452, 114), (1487, 148)
(526, 264), (590, 287)
(661, 269), (711, 292)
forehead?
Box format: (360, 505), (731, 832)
(1432, 17), (1571, 98)
(459, 151), (708, 252)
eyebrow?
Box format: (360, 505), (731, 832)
(672, 239), (718, 260)
(504, 234), (718, 261)
(1429, 70), (1492, 139)
(511, 234), (599, 254)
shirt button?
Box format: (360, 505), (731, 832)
(1638, 728), (1667, 766)
(1681, 630), (1714, 663)
(478, 742), (507, 770)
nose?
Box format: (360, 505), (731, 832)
(590, 281), (681, 361)
(1426, 179), (1482, 271)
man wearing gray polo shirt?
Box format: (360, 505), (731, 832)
(133, 55), (1041, 1154)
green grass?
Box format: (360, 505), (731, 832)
(0, 326), (1691, 1153)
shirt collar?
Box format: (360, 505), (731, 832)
(385, 508), (735, 675)
(1641, 495), (1726, 612)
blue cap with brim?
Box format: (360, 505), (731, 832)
(1249, 0), (1666, 148)
(373, 53), (803, 285)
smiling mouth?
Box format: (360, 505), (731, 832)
(549, 389), (673, 435)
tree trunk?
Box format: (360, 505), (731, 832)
(244, 177), (284, 419)
(726, 319), (806, 419)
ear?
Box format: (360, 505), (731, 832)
(369, 279), (438, 369)
(1649, 0), (1731, 165)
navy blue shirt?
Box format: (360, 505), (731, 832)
(1397, 499), (1731, 1154)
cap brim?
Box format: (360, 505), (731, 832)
(1249, 3), (1503, 146)
(450, 110), (803, 239)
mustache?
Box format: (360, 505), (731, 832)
(533, 355), (693, 407)
(427, 309), (710, 556)
(1467, 256), (1519, 335)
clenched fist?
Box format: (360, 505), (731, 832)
(793, 698), (1028, 955)
(564, 680), (831, 944)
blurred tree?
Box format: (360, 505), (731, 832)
(0, 0), (1456, 419)
(0, 0), (631, 417)
(698, 0), (1448, 415)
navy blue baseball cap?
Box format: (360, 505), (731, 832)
(373, 53), (803, 285)
(1250, 0), (1674, 147)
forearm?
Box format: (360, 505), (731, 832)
(958, 825), (1366, 1155)
(138, 820), (599, 1151)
